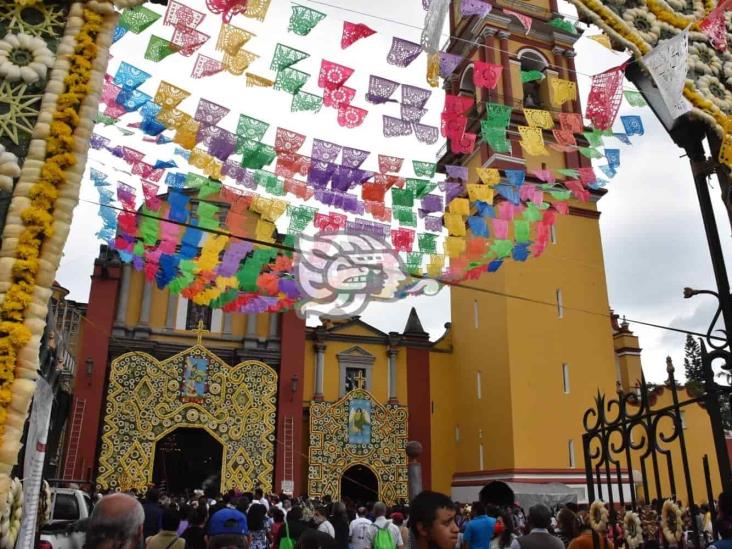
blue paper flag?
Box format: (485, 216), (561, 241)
(475, 201), (496, 218)
(512, 242), (530, 262)
(167, 190), (190, 223)
(468, 216), (489, 237)
(598, 165), (617, 179)
(154, 159), (178, 169)
(180, 225), (203, 259)
(487, 260), (503, 272)
(116, 89), (152, 112)
(495, 184), (521, 205)
(620, 115), (644, 136)
(613, 132), (632, 145)
(113, 62), (151, 91)
(113, 26), (128, 44)
(604, 148), (620, 169)
(156, 254), (180, 289)
(165, 172), (186, 188)
(505, 169), (526, 187)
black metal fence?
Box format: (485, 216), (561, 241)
(582, 351), (731, 548)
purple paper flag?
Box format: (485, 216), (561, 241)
(424, 215), (443, 232)
(402, 84), (432, 108)
(387, 37), (422, 67)
(445, 165), (469, 182)
(421, 194), (443, 213)
(413, 122), (439, 144)
(312, 139), (342, 162)
(438, 52), (462, 78)
(218, 241), (253, 276)
(461, 0), (492, 17)
(384, 115), (413, 137)
(366, 75), (400, 104)
(341, 147), (370, 168)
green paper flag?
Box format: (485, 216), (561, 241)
(481, 125), (511, 153)
(256, 170), (285, 195)
(391, 188), (415, 208)
(140, 207), (160, 246)
(274, 67), (309, 95)
(291, 90), (323, 113)
(624, 90), (647, 107)
(521, 70), (544, 83)
(579, 146), (603, 159)
(406, 252), (423, 274)
(197, 202), (220, 231)
(549, 17), (577, 34)
(583, 131), (604, 148)
(288, 205), (316, 233)
(491, 239), (514, 258)
(484, 103), (513, 128)
(239, 140), (277, 169)
(197, 179), (222, 199)
(514, 220), (531, 243)
(237, 261), (261, 292)
(288, 5), (326, 36)
(236, 115), (270, 141)
(549, 189), (572, 200)
(119, 5), (161, 33)
(185, 173), (209, 188)
(406, 178), (438, 199)
(393, 206), (417, 227)
(418, 233), (437, 253)
(96, 113), (115, 125)
(555, 168), (579, 178)
(523, 204), (542, 222)
(270, 43), (310, 71)
(144, 35), (178, 61)
(413, 161), (437, 178)
(133, 241), (145, 257)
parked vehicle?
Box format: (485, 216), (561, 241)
(38, 488), (92, 549)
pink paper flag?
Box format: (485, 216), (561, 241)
(341, 21), (376, 49)
(504, 9), (532, 34)
(192, 54), (224, 78)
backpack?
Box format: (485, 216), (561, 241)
(373, 525), (395, 549)
(279, 521), (295, 549)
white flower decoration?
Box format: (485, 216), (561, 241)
(622, 8), (661, 44)
(689, 42), (723, 75)
(698, 74), (732, 113)
(623, 511), (644, 549)
(0, 33), (54, 84)
(0, 145), (20, 193)
(589, 500), (609, 533)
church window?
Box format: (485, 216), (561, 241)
(550, 225), (557, 244)
(681, 411), (687, 429)
(562, 363), (570, 394)
(459, 64), (476, 98)
(186, 302), (212, 331)
(479, 443), (485, 470)
(337, 346), (375, 397)
(455, 425), (461, 442)
(568, 439), (576, 468)
(518, 49), (548, 108)
(473, 300), (479, 329)
(476, 370), (482, 399)
(556, 289), (564, 319)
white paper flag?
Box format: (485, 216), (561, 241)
(420, 0), (450, 54)
(642, 30), (691, 119)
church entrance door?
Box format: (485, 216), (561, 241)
(340, 465), (379, 504)
(153, 428), (222, 495)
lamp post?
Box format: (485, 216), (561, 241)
(625, 64), (732, 490)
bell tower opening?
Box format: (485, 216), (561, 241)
(340, 464), (379, 504)
(153, 428), (223, 495)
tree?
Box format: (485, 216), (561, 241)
(682, 334), (732, 429)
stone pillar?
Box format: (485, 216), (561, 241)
(165, 291), (177, 330)
(388, 347), (398, 404)
(314, 342), (326, 401)
(498, 31), (513, 104)
(564, 50), (580, 114)
(246, 313), (258, 337)
(114, 263), (131, 328)
(406, 441), (423, 501)
(268, 313), (279, 338)
(138, 281), (152, 326)
(223, 313), (232, 335)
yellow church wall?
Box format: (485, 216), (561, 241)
(149, 288), (168, 328)
(125, 270), (143, 327)
(429, 350), (458, 493)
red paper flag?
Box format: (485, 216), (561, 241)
(377, 155), (404, 174)
(553, 129), (576, 146)
(337, 104), (368, 128)
(274, 127), (306, 153)
(323, 85), (356, 108)
(451, 132), (477, 154)
(586, 63), (626, 130)
(341, 21), (376, 49)
(504, 8), (532, 34)
(192, 54), (223, 78)
(473, 61), (502, 89)
(318, 60), (355, 90)
(559, 112), (583, 133)
(700, 0), (731, 51)
(391, 228), (415, 252)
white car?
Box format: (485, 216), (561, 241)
(38, 488), (92, 549)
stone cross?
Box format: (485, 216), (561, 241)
(354, 371), (366, 390)
(194, 320), (209, 346)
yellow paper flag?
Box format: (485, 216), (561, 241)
(223, 49), (259, 76)
(467, 184), (495, 203)
(445, 236), (467, 258)
(448, 197), (470, 216)
(475, 167), (500, 185)
(154, 81), (190, 110)
(157, 108), (190, 130)
(427, 254), (445, 277)
(173, 118), (200, 150)
(444, 213), (467, 236)
(246, 73), (275, 88)
(255, 219), (276, 243)
(216, 23), (254, 56)
(427, 52), (440, 88)
(588, 34), (612, 49)
(198, 235), (228, 271)
(523, 108), (554, 129)
(549, 78), (577, 107)
(518, 125), (549, 156)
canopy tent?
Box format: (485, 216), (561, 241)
(507, 482), (578, 510)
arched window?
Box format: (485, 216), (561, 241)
(459, 64), (476, 97)
(518, 49), (549, 107)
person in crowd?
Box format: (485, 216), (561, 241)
(275, 506), (309, 548)
(208, 534), (248, 549)
(712, 492), (732, 548)
(208, 501), (249, 547)
(568, 516), (613, 549)
(329, 502), (350, 549)
(349, 506), (372, 549)
(479, 483), (515, 549)
(554, 508), (579, 548)
(255, 488), (271, 511)
(145, 507), (185, 549)
(410, 491), (459, 549)
(143, 488), (164, 539)
(182, 507), (208, 549)
(248, 502), (271, 549)
(294, 529), (338, 549)
(271, 507), (286, 541)
(462, 502), (496, 549)
(178, 504), (192, 536)
(366, 502), (403, 549)
(314, 506), (336, 538)
(85, 492), (146, 549)
(391, 512), (410, 549)
(509, 505), (563, 549)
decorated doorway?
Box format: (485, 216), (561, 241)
(341, 464), (379, 503)
(153, 427), (223, 494)
(97, 340), (277, 493)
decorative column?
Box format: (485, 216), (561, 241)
(564, 50), (580, 114)
(246, 313), (258, 337)
(223, 313), (232, 336)
(138, 281), (152, 326)
(314, 341), (326, 401)
(268, 313), (280, 338)
(498, 31), (513, 104)
(165, 291), (177, 330)
(406, 441), (424, 501)
(113, 263), (131, 330)
(551, 47), (569, 113)
(388, 347), (398, 404)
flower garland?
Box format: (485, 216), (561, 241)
(589, 500), (609, 533)
(624, 511), (644, 549)
(0, 0), (114, 505)
(0, 146), (20, 194)
(661, 500), (684, 544)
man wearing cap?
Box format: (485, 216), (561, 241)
(208, 501), (249, 546)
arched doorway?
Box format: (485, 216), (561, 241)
(153, 428), (223, 495)
(341, 465), (379, 504)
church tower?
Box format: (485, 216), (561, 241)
(439, 0), (620, 498)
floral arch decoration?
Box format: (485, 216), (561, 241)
(566, 0), (732, 163)
(308, 387), (408, 505)
(97, 344), (278, 493)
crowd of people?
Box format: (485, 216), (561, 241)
(82, 481), (732, 549)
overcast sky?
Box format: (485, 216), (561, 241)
(54, 0), (732, 382)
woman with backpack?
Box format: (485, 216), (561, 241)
(275, 506), (310, 549)
(248, 503), (271, 549)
